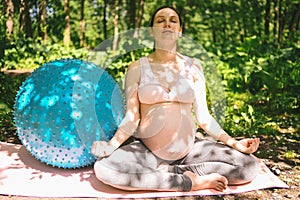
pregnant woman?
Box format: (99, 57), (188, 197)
(91, 6), (260, 192)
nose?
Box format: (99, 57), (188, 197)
(164, 20), (171, 28)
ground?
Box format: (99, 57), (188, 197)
(1, 120), (299, 200)
(0, 70), (299, 200)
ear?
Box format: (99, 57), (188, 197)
(178, 28), (182, 37)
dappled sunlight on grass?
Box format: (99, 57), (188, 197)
(255, 112), (299, 166)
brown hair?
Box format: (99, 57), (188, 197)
(150, 6), (182, 28)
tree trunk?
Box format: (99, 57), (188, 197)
(241, 3), (248, 39)
(39, 0), (47, 43)
(221, 0), (227, 41)
(288, 3), (300, 40)
(211, 22), (217, 43)
(278, 0), (286, 43)
(253, 0), (262, 37)
(236, 0), (247, 42)
(1, 3), (5, 68)
(265, 0), (271, 39)
(297, 6), (300, 31)
(63, 0), (71, 47)
(80, 0), (86, 47)
(133, 0), (144, 38)
(273, 0), (279, 42)
(112, 0), (119, 51)
(229, 0), (243, 42)
(129, 0), (136, 30)
(237, 17), (244, 42)
(103, 0), (107, 39)
(19, 0), (33, 38)
(4, 0), (14, 38)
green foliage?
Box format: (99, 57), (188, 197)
(211, 36), (299, 111)
(107, 48), (152, 87)
(0, 0), (299, 145)
(1, 37), (299, 140)
(203, 36), (300, 136)
(0, 72), (27, 141)
(3, 36), (89, 70)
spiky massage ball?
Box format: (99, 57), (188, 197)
(14, 59), (124, 168)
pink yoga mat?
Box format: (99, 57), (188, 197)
(0, 142), (288, 198)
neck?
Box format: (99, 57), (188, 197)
(152, 48), (177, 63)
(155, 41), (177, 50)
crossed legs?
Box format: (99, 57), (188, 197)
(94, 139), (258, 191)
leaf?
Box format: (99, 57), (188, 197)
(248, 105), (254, 116)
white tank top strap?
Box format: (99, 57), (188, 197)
(139, 57), (154, 86)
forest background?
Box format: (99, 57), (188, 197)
(0, 0), (299, 198)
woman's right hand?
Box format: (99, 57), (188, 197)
(233, 138), (260, 154)
(91, 141), (116, 158)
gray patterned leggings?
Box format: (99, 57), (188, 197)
(94, 138), (258, 191)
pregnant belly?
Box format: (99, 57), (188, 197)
(136, 104), (196, 160)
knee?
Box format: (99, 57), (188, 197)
(247, 155), (259, 178)
(94, 159), (141, 191)
(239, 155), (259, 182)
(245, 155), (258, 171)
(228, 155), (259, 185)
(94, 160), (116, 185)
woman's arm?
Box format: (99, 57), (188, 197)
(192, 59), (225, 139)
(91, 61), (141, 157)
(111, 61), (141, 147)
(192, 59), (260, 154)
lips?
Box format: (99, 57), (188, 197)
(162, 29), (174, 34)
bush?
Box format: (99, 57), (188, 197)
(3, 37), (89, 70)
(0, 72), (28, 142)
(211, 37), (299, 112)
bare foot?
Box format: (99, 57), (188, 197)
(184, 171), (228, 191)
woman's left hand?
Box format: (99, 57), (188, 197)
(233, 138), (260, 154)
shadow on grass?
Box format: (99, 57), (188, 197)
(253, 111), (300, 167)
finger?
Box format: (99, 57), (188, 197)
(253, 139), (259, 151)
(256, 138), (260, 146)
(248, 142), (256, 152)
(251, 141), (259, 153)
(91, 143), (98, 154)
(94, 143), (103, 156)
(247, 140), (253, 148)
(247, 139), (253, 145)
(253, 138), (259, 151)
(91, 142), (96, 150)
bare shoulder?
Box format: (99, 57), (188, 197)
(128, 59), (140, 71)
(178, 53), (203, 72)
(126, 59), (141, 82)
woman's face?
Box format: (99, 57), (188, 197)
(151, 8), (182, 42)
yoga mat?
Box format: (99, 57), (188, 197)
(0, 142), (288, 198)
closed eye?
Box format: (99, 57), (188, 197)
(156, 18), (165, 23)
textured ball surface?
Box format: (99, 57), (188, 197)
(14, 59), (124, 168)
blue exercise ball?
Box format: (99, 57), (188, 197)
(14, 59), (124, 168)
